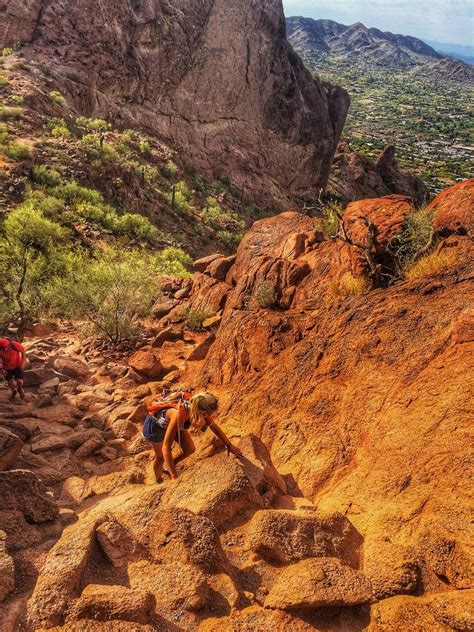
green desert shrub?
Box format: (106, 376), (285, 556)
(3, 141), (31, 161)
(32, 165), (63, 187)
(49, 90), (66, 106)
(0, 106), (22, 120)
(217, 230), (243, 252)
(0, 75), (8, 87)
(162, 159), (178, 178)
(181, 307), (211, 331)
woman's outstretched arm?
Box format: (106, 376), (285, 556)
(208, 421), (243, 458)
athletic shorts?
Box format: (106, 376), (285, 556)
(5, 367), (23, 381)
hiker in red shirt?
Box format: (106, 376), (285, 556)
(0, 338), (27, 401)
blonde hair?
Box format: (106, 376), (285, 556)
(189, 392), (219, 432)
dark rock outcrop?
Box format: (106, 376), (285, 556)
(0, 0), (349, 207)
(328, 141), (429, 206)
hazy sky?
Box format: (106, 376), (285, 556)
(282, 0), (474, 46)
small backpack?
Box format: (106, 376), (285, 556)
(142, 391), (192, 444)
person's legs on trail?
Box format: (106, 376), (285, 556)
(151, 442), (164, 483)
(16, 377), (25, 399)
(7, 378), (17, 401)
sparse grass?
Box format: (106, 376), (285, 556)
(255, 282), (278, 309)
(326, 273), (370, 302)
(405, 249), (457, 280)
(396, 205), (435, 266)
(49, 90), (66, 106)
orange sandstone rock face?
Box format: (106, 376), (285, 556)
(428, 178), (474, 235)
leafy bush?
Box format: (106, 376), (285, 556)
(45, 116), (71, 138)
(52, 181), (103, 206)
(162, 159), (178, 178)
(9, 95), (24, 105)
(405, 249), (457, 280)
(167, 180), (193, 215)
(3, 141), (32, 161)
(217, 230), (243, 252)
(255, 282), (278, 308)
(0, 206), (66, 334)
(326, 273), (369, 302)
(201, 196), (245, 232)
(0, 75), (8, 87)
(154, 247), (192, 276)
(1, 48), (13, 57)
(116, 213), (159, 243)
(32, 165), (62, 187)
(76, 116), (110, 136)
(49, 90), (66, 106)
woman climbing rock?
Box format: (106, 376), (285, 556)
(142, 392), (242, 483)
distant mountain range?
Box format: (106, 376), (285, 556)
(424, 40), (474, 65)
(286, 17), (474, 83)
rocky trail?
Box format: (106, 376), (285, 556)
(1, 181), (473, 630)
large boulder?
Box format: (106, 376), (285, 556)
(428, 178), (474, 236)
(65, 585), (155, 624)
(368, 590), (474, 631)
(363, 539), (419, 599)
(0, 427), (23, 471)
(189, 273), (232, 315)
(230, 212), (315, 283)
(128, 349), (165, 380)
(28, 518), (101, 628)
(264, 557), (373, 610)
(51, 356), (90, 381)
(246, 509), (360, 565)
(0, 470), (59, 528)
(128, 561), (209, 612)
(162, 453), (262, 530)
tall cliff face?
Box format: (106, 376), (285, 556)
(0, 0), (349, 206)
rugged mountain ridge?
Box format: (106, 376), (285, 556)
(286, 17), (474, 83)
(0, 0), (349, 207)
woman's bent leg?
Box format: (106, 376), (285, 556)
(151, 442), (164, 482)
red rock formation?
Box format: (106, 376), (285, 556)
(428, 178), (474, 236)
(0, 0), (349, 207)
(328, 141), (429, 206)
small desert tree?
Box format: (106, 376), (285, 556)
(0, 206), (66, 337)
